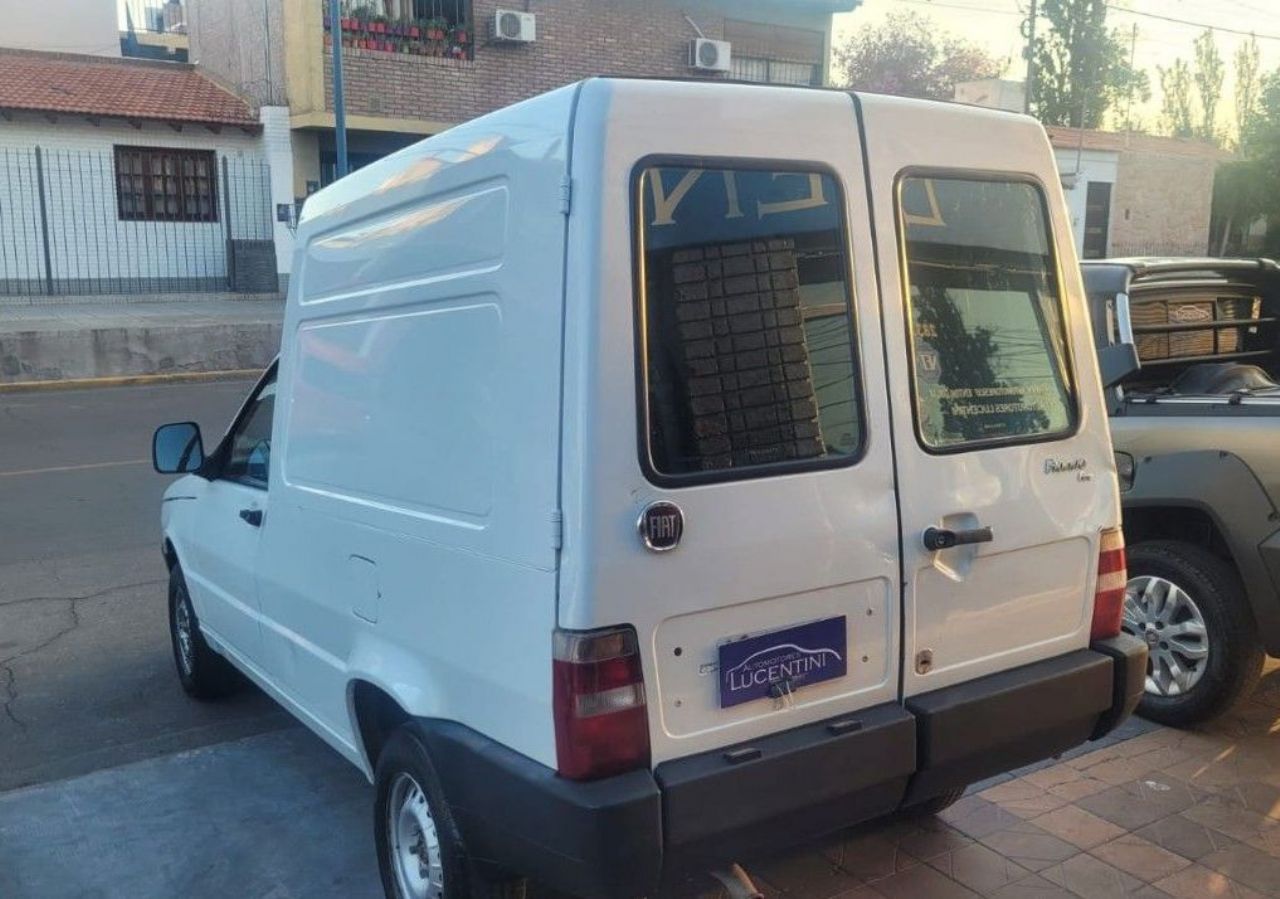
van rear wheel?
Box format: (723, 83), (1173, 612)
(1123, 541), (1264, 727)
(375, 723), (527, 899)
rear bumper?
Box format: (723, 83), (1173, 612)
(426, 636), (1147, 899)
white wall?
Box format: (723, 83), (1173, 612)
(1053, 147), (1119, 256)
(0, 113), (269, 293)
(260, 106), (295, 282)
(954, 79), (1026, 113)
(4, 0), (120, 55)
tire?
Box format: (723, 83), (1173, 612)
(897, 787), (967, 819)
(375, 722), (527, 899)
(168, 565), (239, 700)
(1124, 541), (1264, 728)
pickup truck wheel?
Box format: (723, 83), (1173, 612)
(375, 723), (527, 899)
(1123, 541), (1264, 727)
(897, 787), (967, 819)
(168, 565), (238, 700)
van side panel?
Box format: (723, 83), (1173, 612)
(258, 85), (578, 769)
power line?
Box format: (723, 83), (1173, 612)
(1104, 4), (1280, 42)
(896, 0), (1024, 16)
(884, 0), (1280, 40)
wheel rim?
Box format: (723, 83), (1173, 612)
(387, 772), (444, 899)
(1122, 574), (1210, 697)
(173, 586), (195, 677)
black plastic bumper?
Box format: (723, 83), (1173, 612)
(423, 637), (1147, 899)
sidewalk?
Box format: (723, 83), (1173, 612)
(0, 296), (283, 385)
(1, 662), (1276, 899)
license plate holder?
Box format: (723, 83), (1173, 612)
(718, 616), (848, 709)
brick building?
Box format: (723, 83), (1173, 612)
(188, 0), (854, 202)
(1046, 126), (1230, 259)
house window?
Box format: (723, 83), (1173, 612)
(114, 146), (218, 223)
(409, 0), (470, 30)
(730, 57), (820, 86)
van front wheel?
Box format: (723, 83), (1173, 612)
(168, 565), (238, 700)
(375, 723), (526, 899)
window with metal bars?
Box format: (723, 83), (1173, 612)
(730, 57), (820, 86)
(114, 146), (218, 223)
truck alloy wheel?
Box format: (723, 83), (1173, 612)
(1121, 541), (1264, 727)
(1123, 574), (1209, 696)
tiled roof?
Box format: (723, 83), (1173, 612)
(1044, 125), (1229, 160)
(0, 49), (258, 130)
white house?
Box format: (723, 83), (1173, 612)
(0, 47), (294, 297)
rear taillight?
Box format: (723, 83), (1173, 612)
(1091, 527), (1128, 640)
(552, 626), (651, 781)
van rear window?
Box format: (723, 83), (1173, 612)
(636, 164), (862, 482)
(898, 177), (1077, 451)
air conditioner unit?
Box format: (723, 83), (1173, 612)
(689, 38), (732, 72)
(493, 9), (536, 42)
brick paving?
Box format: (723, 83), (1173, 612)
(672, 658), (1280, 899)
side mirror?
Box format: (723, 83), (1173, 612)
(153, 422), (205, 474)
(1098, 291), (1141, 388)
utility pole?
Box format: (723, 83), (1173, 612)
(1124, 22), (1138, 132)
(1023, 0), (1038, 114)
(328, 0), (349, 179)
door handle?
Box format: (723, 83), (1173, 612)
(239, 508), (263, 527)
(923, 525), (992, 551)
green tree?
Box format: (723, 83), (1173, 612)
(1192, 29), (1224, 142)
(1234, 34), (1262, 149)
(1159, 59), (1195, 138)
(1214, 69), (1280, 255)
(833, 10), (1003, 100)
(1032, 0), (1149, 128)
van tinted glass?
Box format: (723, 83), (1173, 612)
(899, 177), (1076, 450)
(637, 165), (861, 480)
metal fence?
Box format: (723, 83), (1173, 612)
(0, 146), (276, 298)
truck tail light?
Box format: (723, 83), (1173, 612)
(553, 626), (650, 781)
(1092, 527), (1128, 640)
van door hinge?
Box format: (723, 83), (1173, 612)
(551, 510), (563, 550)
(558, 176), (572, 216)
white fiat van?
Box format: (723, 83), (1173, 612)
(153, 78), (1147, 899)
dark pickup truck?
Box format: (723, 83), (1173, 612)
(1085, 257), (1280, 725)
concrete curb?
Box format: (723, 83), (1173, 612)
(0, 369), (261, 393)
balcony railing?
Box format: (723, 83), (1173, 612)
(323, 1), (472, 59)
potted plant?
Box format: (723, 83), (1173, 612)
(451, 24), (468, 45)
(349, 3), (376, 30)
(408, 22), (420, 38)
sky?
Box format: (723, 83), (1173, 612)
(833, 0), (1280, 135)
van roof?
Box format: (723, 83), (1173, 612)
(297, 77), (1043, 232)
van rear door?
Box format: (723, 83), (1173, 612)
(561, 81), (903, 763)
(857, 95), (1118, 698)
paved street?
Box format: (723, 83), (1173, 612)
(1, 381), (1278, 898)
(0, 378), (292, 790)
